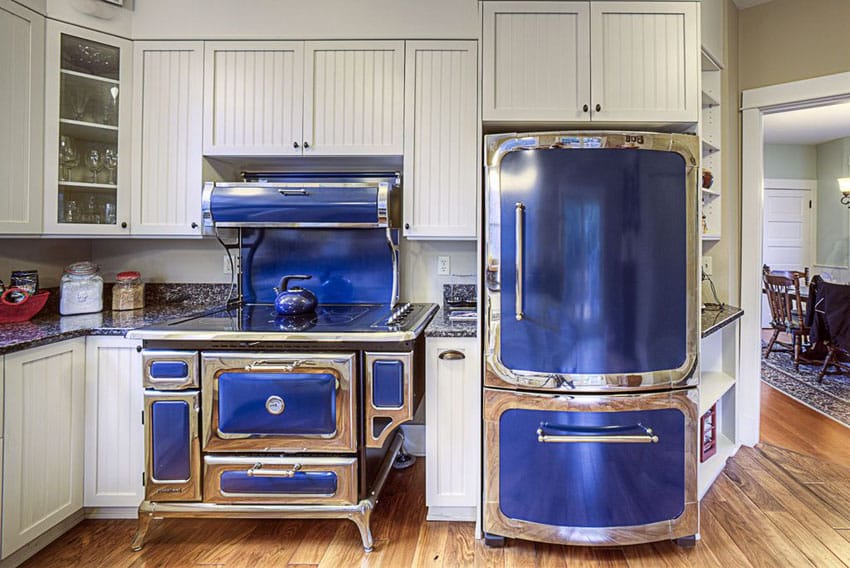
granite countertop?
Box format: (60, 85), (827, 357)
(424, 307), (478, 338)
(701, 304), (744, 338)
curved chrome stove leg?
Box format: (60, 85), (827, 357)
(350, 502), (375, 552)
(131, 506), (154, 552)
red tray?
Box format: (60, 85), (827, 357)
(0, 291), (50, 323)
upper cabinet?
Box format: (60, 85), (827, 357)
(0, 0), (44, 234)
(700, 0), (725, 68)
(403, 41), (478, 239)
(204, 41), (404, 157)
(483, 1), (699, 124)
(131, 41), (203, 236)
(43, 21), (133, 235)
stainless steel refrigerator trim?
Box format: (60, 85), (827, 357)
(483, 131), (701, 393)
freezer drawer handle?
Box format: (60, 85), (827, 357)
(536, 423), (659, 444)
(247, 463), (302, 478)
(515, 202), (526, 321)
(438, 350), (465, 361)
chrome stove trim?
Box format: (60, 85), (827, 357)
(132, 431), (405, 553)
(483, 131), (701, 393)
(142, 349), (199, 390)
(143, 390), (202, 502)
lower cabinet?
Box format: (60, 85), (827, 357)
(2, 338), (85, 559)
(84, 337), (144, 511)
(425, 336), (480, 521)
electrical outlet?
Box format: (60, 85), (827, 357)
(437, 255), (451, 275)
(223, 254), (232, 274)
(702, 256), (713, 276)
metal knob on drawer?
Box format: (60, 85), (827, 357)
(438, 350), (465, 361)
(265, 395), (286, 415)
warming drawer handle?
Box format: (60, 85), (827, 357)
(244, 360), (305, 372)
(438, 350), (465, 361)
(515, 202), (526, 321)
(278, 188), (309, 196)
(536, 423), (659, 444)
(247, 463), (302, 478)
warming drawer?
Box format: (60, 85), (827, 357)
(203, 456), (357, 505)
(201, 352), (356, 453)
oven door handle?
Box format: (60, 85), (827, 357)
(536, 422), (659, 444)
(241, 360), (341, 390)
(247, 463), (302, 478)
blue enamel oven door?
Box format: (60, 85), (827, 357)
(201, 353), (356, 453)
(483, 388), (698, 545)
(484, 132), (700, 392)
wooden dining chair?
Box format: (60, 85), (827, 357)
(763, 272), (809, 370)
(762, 264), (810, 285)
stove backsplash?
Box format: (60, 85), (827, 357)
(443, 284), (476, 308)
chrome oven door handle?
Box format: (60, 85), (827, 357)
(244, 360), (305, 372)
(515, 201), (525, 321)
(246, 463), (302, 478)
(536, 423), (659, 444)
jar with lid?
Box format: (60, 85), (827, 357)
(60, 261), (103, 315)
(112, 271), (145, 311)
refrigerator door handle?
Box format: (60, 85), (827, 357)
(515, 202), (526, 321)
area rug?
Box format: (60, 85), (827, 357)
(761, 349), (850, 427)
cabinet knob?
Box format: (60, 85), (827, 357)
(404, 223), (410, 230)
(120, 221), (128, 229)
(438, 350), (465, 361)
(303, 141), (310, 149)
(191, 222), (198, 229)
(583, 104), (589, 112)
(293, 141), (300, 148)
(595, 104), (602, 112)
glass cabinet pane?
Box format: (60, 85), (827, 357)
(55, 33), (120, 225)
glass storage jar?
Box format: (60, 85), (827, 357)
(60, 261), (103, 315)
(112, 271), (144, 311)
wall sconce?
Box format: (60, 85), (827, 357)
(840, 178), (850, 206)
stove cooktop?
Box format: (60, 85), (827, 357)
(127, 303), (438, 343)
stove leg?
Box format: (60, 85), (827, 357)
(351, 505), (375, 552)
(131, 510), (154, 552)
(674, 535), (696, 548)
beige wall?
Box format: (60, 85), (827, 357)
(738, 0), (850, 91)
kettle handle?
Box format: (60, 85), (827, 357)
(280, 274), (312, 291)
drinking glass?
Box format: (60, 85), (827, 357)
(59, 136), (79, 182)
(103, 202), (116, 224)
(85, 148), (103, 183)
(70, 89), (90, 121)
(64, 200), (78, 223)
(104, 148), (118, 185)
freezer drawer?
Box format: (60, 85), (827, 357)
(202, 352), (356, 453)
(483, 387), (698, 545)
(203, 456), (358, 505)
(144, 390), (202, 502)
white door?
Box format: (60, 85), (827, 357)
(762, 184), (814, 326)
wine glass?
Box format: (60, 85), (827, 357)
(59, 136), (78, 181)
(70, 90), (90, 121)
(85, 148), (103, 183)
(104, 148), (118, 185)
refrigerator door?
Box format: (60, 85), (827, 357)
(485, 132), (699, 392)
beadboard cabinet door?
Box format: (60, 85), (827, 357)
(0, 0), (44, 234)
(203, 41), (304, 156)
(2, 339), (85, 559)
(131, 42), (204, 236)
(425, 337), (480, 520)
(403, 41), (478, 239)
(482, 1), (590, 122)
(84, 337), (144, 512)
(303, 41), (404, 156)
(590, 2), (699, 123)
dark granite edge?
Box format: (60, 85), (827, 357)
(424, 306), (478, 338)
(701, 305), (744, 338)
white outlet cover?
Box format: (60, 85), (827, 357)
(437, 255), (451, 275)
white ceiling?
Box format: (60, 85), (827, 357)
(733, 0), (774, 8)
(763, 101), (850, 145)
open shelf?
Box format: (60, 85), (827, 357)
(702, 234), (721, 242)
(59, 119), (118, 144)
(59, 181), (117, 190)
(698, 434), (735, 498)
(699, 372), (735, 415)
(702, 139), (720, 156)
(702, 91), (720, 108)
(702, 187), (720, 197)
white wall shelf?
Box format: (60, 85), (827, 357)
(698, 433), (735, 499)
(699, 371), (735, 415)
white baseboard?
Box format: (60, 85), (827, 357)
(426, 506), (477, 522)
(0, 509), (85, 568)
(85, 506), (139, 520)
(400, 423), (425, 456)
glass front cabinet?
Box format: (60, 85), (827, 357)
(44, 21), (132, 235)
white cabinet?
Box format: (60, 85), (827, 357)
(2, 339), (85, 559)
(425, 336), (480, 520)
(131, 41), (204, 236)
(43, 20), (133, 235)
(483, 1), (699, 124)
(403, 41), (478, 240)
(84, 337), (144, 512)
(700, 0), (725, 68)
(0, 0), (44, 234)
(204, 40), (404, 157)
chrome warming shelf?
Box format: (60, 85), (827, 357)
(126, 303), (438, 343)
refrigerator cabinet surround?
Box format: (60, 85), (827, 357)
(484, 131), (701, 392)
(483, 388), (698, 546)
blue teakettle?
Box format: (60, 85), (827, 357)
(273, 275), (317, 315)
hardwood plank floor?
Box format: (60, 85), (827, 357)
(22, 440), (850, 568)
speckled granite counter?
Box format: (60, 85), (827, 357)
(701, 305), (743, 338)
(424, 307), (478, 338)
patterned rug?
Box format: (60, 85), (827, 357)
(761, 348), (850, 427)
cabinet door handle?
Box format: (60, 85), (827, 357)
(121, 221), (128, 229)
(582, 104), (589, 112)
(438, 350), (465, 361)
(293, 141), (300, 148)
(404, 223), (410, 230)
(303, 141), (310, 149)
(595, 104), (602, 112)
(191, 222), (198, 229)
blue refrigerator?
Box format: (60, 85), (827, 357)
(483, 132), (701, 547)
